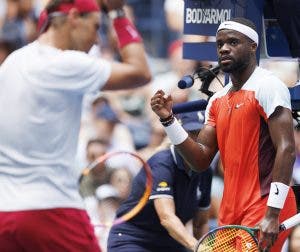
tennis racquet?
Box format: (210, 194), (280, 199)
(79, 151), (153, 228)
(194, 212), (300, 252)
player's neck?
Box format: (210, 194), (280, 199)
(230, 63), (257, 91)
(38, 27), (72, 51)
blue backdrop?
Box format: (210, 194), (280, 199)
(183, 0), (264, 61)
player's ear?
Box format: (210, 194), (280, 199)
(67, 8), (80, 27)
(250, 42), (257, 52)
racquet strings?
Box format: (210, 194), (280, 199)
(196, 227), (258, 252)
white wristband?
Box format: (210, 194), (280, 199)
(267, 182), (290, 209)
(164, 118), (188, 145)
(108, 9), (125, 19)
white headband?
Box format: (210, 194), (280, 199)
(217, 21), (259, 45)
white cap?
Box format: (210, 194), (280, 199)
(95, 184), (120, 201)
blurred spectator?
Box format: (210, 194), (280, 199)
(96, 184), (121, 225)
(288, 225), (300, 252)
(86, 138), (108, 164)
(93, 97), (139, 174)
(108, 167), (133, 202)
(0, 32), (18, 64)
(79, 138), (109, 198)
(76, 95), (137, 174)
(0, 18), (23, 50)
(94, 97), (121, 141)
(0, 0), (38, 49)
(138, 120), (166, 161)
(95, 184), (121, 252)
(79, 137), (110, 241)
(105, 87), (152, 150)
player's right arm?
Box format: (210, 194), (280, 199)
(179, 124), (218, 172)
(103, 44), (151, 90)
(101, 0), (151, 90)
(150, 90), (218, 172)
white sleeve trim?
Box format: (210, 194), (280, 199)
(149, 194), (174, 200)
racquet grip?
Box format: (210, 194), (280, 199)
(279, 213), (300, 231)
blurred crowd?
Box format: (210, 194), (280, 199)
(0, 0), (299, 251)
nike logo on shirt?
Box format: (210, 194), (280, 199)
(235, 103), (244, 109)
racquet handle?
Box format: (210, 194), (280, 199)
(279, 212), (300, 231)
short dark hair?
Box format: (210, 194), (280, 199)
(231, 17), (257, 32)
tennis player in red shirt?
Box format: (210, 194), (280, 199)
(151, 17), (297, 252)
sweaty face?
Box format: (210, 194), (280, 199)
(71, 12), (101, 52)
(216, 30), (255, 73)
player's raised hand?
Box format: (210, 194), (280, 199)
(150, 90), (173, 119)
(100, 0), (125, 11)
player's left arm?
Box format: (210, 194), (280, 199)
(259, 106), (295, 250)
(268, 106), (295, 188)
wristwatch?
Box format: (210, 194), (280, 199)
(108, 8), (125, 19)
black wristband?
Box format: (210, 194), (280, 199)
(159, 113), (174, 123)
(160, 113), (175, 127)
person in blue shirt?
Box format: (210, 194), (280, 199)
(107, 111), (212, 252)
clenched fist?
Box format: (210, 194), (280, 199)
(150, 90), (173, 119)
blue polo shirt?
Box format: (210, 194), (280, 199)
(107, 147), (212, 251)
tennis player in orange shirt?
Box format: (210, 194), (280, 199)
(151, 17), (297, 252)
